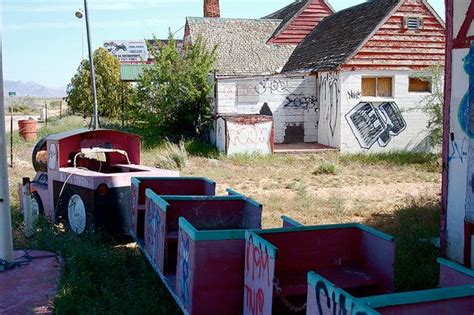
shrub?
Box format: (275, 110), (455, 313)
(154, 141), (188, 170)
(313, 161), (339, 175)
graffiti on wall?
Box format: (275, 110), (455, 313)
(244, 233), (275, 315)
(320, 73), (340, 138)
(449, 136), (468, 163)
(347, 90), (361, 100)
(144, 198), (166, 272)
(284, 94), (318, 110)
(458, 44), (474, 138)
(307, 274), (375, 315)
(130, 183), (138, 234)
(345, 102), (407, 149)
(179, 231), (190, 306)
(228, 123), (272, 146)
(255, 78), (290, 94)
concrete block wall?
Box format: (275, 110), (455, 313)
(339, 70), (433, 153)
(216, 75), (318, 144)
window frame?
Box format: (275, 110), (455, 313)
(408, 76), (432, 93)
(361, 76), (394, 98)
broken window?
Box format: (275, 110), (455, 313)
(362, 77), (393, 97)
(409, 77), (432, 93)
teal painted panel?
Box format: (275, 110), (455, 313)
(360, 285), (474, 308)
(438, 258), (474, 278)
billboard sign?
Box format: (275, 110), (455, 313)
(103, 40), (149, 63)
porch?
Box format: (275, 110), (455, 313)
(274, 142), (338, 154)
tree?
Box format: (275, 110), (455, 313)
(133, 36), (217, 138)
(413, 64), (444, 149)
(66, 48), (132, 119)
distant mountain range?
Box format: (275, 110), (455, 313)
(4, 80), (66, 98)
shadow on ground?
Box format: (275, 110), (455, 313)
(365, 197), (440, 292)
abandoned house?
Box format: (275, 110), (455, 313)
(282, 0), (446, 153)
(184, 0), (335, 154)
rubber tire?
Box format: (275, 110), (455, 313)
(32, 136), (49, 173)
(58, 188), (94, 235)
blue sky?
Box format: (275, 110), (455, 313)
(3, 0), (444, 90)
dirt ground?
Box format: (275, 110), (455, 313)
(179, 155), (440, 228)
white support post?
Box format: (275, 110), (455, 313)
(0, 3), (14, 261)
(22, 178), (33, 238)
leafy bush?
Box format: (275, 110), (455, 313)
(133, 36), (217, 139)
(154, 141), (188, 170)
(67, 48), (133, 119)
(313, 161), (339, 175)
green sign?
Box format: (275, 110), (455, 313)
(8, 92), (16, 96)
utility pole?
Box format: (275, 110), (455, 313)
(0, 3), (14, 261)
(82, 0), (99, 130)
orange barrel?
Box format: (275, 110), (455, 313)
(18, 119), (37, 141)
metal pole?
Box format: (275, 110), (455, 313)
(0, 2), (14, 261)
(84, 0), (99, 130)
(59, 100), (62, 119)
(10, 106), (12, 168)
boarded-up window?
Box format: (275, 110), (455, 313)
(377, 77), (393, 97)
(409, 77), (431, 92)
(362, 77), (393, 97)
(362, 78), (376, 97)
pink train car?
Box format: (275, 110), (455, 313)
(173, 214), (302, 314)
(307, 259), (474, 315)
(20, 129), (177, 235)
(130, 177), (216, 241)
(140, 188), (263, 311)
(244, 224), (395, 315)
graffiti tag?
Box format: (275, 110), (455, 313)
(179, 232), (190, 306)
(255, 78), (290, 94)
(284, 94), (318, 110)
(347, 90), (362, 100)
(244, 233), (275, 315)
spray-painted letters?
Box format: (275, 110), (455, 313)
(244, 233), (276, 315)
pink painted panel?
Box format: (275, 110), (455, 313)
(244, 233), (276, 315)
(359, 230), (395, 293)
(144, 197), (166, 273)
(439, 264), (474, 287)
(177, 236), (247, 314)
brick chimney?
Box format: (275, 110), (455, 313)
(204, 0), (220, 18)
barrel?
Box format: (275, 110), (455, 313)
(18, 119), (37, 141)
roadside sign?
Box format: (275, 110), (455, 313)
(8, 92), (15, 96)
(103, 40), (149, 64)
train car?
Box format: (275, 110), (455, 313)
(307, 258), (474, 315)
(130, 176), (216, 241)
(20, 129), (178, 235)
(244, 225), (395, 315)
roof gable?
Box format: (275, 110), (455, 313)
(264, 0), (335, 45)
(185, 17), (296, 76)
(282, 0), (402, 72)
(283, 0), (445, 73)
(342, 0), (446, 71)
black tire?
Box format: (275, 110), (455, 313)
(32, 136), (49, 173)
(58, 188), (95, 235)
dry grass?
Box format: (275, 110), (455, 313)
(5, 117), (442, 311)
(175, 154), (440, 228)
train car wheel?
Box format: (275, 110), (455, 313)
(67, 194), (88, 234)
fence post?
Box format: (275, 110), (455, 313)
(22, 178), (33, 237)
